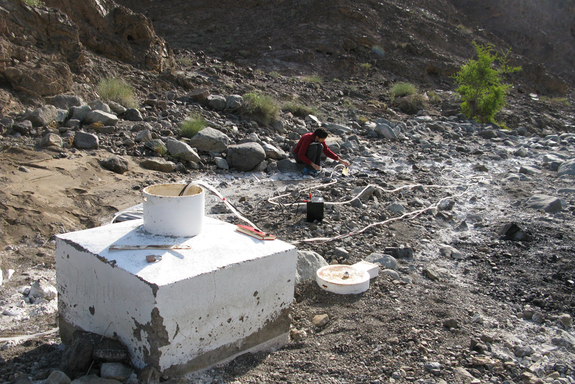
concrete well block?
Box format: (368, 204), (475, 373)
(56, 217), (296, 375)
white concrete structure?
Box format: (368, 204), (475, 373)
(56, 217), (296, 375)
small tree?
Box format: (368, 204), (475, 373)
(453, 42), (521, 123)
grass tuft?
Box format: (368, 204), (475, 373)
(97, 78), (137, 108)
(241, 92), (280, 126)
(390, 82), (418, 99)
(180, 113), (207, 138)
(282, 102), (317, 118)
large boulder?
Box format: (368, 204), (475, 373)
(189, 127), (230, 153)
(74, 131), (99, 149)
(84, 110), (118, 126)
(27, 105), (59, 127)
(166, 138), (201, 163)
(226, 142), (266, 171)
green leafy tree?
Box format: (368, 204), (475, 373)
(453, 42), (521, 123)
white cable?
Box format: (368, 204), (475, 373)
(183, 180), (262, 231)
(0, 328), (59, 343)
(292, 187), (471, 245)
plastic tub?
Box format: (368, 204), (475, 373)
(142, 183), (204, 237)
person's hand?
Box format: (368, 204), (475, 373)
(312, 163), (321, 171)
(339, 159), (350, 167)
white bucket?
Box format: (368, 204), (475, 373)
(142, 183), (205, 237)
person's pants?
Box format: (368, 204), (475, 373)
(295, 142), (322, 169)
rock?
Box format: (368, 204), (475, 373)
(140, 158), (176, 172)
(226, 142), (266, 171)
(144, 139), (168, 155)
(4, 61), (73, 97)
(135, 129), (153, 143)
(525, 194), (564, 213)
(214, 157), (229, 170)
(84, 110), (118, 126)
(453, 367), (480, 384)
(558, 314), (572, 329)
(189, 127), (230, 153)
(519, 165), (540, 175)
(40, 133), (63, 148)
(333, 247), (349, 259)
(295, 250), (328, 284)
(261, 142), (287, 160)
(207, 95), (227, 111)
(166, 138), (201, 163)
(290, 328), (307, 342)
(375, 119), (398, 140)
(558, 158), (575, 176)
(108, 101), (127, 115)
(12, 120), (33, 135)
(440, 245), (464, 260)
(28, 105), (58, 127)
(276, 159), (299, 173)
(100, 362), (133, 381)
(365, 253), (397, 270)
(386, 202), (406, 214)
(499, 223), (532, 241)
(382, 269), (400, 280)
(101, 156), (129, 174)
(74, 131), (99, 149)
(67, 374), (121, 384)
(514, 345), (534, 357)
(45, 370), (71, 384)
(225, 94), (243, 110)
(124, 108), (143, 121)
(60, 331), (125, 378)
(443, 319), (458, 328)
(438, 199), (455, 211)
(28, 279), (57, 300)
(88, 100), (112, 114)
(323, 122), (353, 135)
(70, 105), (92, 122)
(137, 366), (161, 384)
(51, 94), (83, 110)
(384, 247), (413, 260)
(312, 314), (330, 327)
(478, 129), (497, 139)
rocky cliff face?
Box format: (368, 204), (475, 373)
(0, 0), (174, 113)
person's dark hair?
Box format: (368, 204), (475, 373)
(314, 127), (328, 139)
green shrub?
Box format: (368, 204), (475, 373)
(241, 92), (280, 126)
(22, 0), (44, 6)
(269, 71), (282, 79)
(282, 102), (317, 118)
(97, 78), (137, 108)
(540, 96), (570, 106)
(180, 113), (207, 138)
(390, 82), (418, 99)
(177, 56), (194, 67)
(302, 74), (322, 84)
(452, 42), (521, 123)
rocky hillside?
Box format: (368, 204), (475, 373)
(115, 0), (573, 95)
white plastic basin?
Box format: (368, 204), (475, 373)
(316, 265), (370, 294)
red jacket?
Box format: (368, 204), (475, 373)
(293, 132), (339, 165)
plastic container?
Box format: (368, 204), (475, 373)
(316, 265), (370, 294)
(142, 183), (205, 237)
